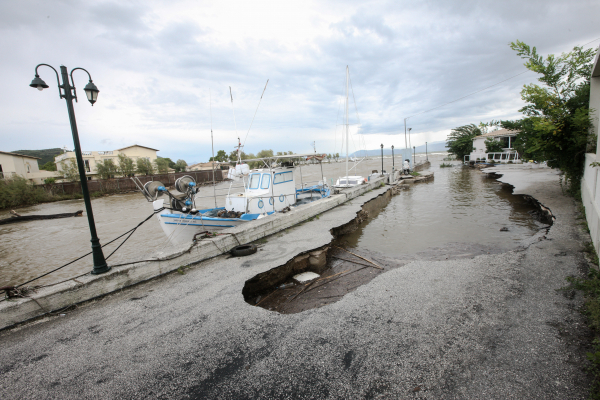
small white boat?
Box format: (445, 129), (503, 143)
(335, 66), (365, 189)
(135, 154), (330, 244)
(335, 175), (367, 187)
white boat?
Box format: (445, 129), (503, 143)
(334, 66), (365, 189)
(135, 154), (330, 244)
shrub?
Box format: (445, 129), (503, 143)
(0, 177), (51, 209)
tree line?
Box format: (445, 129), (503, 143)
(210, 149), (342, 167)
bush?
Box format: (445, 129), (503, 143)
(44, 177), (56, 184)
(0, 177), (51, 209)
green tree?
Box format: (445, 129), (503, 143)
(60, 159), (80, 182)
(500, 40), (597, 191)
(95, 159), (119, 180)
(40, 161), (57, 171)
(154, 158), (169, 174)
(446, 124), (482, 161)
(335, 153), (340, 161)
(175, 159), (187, 172)
(484, 137), (504, 154)
(209, 150), (228, 162)
(256, 149), (274, 158)
(136, 158), (154, 175)
(117, 154), (136, 177)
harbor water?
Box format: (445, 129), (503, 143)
(0, 153), (545, 288)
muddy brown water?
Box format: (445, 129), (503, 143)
(245, 155), (550, 313)
(0, 154), (545, 292)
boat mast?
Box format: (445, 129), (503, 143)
(345, 65), (349, 181)
(209, 89), (217, 208)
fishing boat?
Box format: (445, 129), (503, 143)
(134, 153), (330, 244)
(335, 66), (366, 188)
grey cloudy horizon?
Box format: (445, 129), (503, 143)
(1, 0), (598, 163)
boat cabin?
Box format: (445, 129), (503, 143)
(226, 167), (297, 214)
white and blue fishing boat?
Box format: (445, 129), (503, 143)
(134, 153), (330, 244)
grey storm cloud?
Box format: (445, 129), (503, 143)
(0, 0), (598, 162)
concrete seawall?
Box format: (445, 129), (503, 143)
(0, 177), (387, 330)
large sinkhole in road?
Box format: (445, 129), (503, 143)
(243, 158), (550, 314)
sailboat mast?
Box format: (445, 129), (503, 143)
(345, 66), (349, 181)
(209, 89), (217, 208)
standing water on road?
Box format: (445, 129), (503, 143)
(0, 153), (545, 288)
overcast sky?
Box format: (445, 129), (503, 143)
(1, 0), (598, 163)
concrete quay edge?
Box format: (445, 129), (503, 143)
(0, 177), (387, 330)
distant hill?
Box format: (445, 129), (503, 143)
(11, 148), (64, 166)
(350, 141), (447, 157)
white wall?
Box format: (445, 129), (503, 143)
(582, 46), (600, 253)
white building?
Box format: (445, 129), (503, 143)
(0, 151), (58, 184)
(468, 129), (520, 163)
(54, 144), (159, 179)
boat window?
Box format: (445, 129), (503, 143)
(274, 171), (293, 184)
(249, 173), (261, 189)
(261, 174), (271, 189)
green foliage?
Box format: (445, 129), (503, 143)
(439, 163), (454, 168)
(60, 159), (80, 182)
(410, 171), (421, 176)
(95, 159), (118, 180)
(0, 177), (51, 209)
(117, 154), (135, 177)
(12, 148), (63, 166)
(446, 123), (483, 161)
(154, 158), (169, 174)
(484, 137), (504, 153)
(210, 150), (228, 162)
(44, 177), (56, 184)
(136, 158), (154, 175)
(500, 40), (598, 193)
(175, 159), (187, 172)
(40, 161), (57, 171)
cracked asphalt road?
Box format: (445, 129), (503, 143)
(0, 166), (592, 399)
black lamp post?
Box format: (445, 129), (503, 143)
(391, 145), (395, 172)
(413, 146), (416, 167)
(380, 144), (384, 175)
(30, 64), (110, 275)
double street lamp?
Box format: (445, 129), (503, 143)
(30, 64), (110, 275)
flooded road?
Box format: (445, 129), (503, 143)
(0, 153), (544, 288)
(342, 156), (547, 256)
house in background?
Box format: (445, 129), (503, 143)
(468, 129), (521, 163)
(54, 145), (159, 180)
(188, 161), (231, 171)
(0, 151), (58, 183)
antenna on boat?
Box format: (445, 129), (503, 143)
(209, 88), (217, 208)
(229, 86), (239, 139)
(345, 65), (349, 184)
(242, 79), (269, 148)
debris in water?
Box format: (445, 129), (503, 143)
(293, 271), (320, 282)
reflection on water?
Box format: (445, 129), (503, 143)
(0, 153), (544, 287)
(341, 155), (546, 255)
